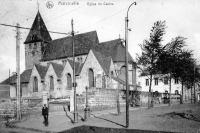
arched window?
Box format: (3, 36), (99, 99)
(50, 76), (54, 91)
(88, 68), (95, 88)
(67, 73), (72, 90)
(33, 77), (38, 92)
(119, 66), (126, 80)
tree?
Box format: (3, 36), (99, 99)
(177, 51), (200, 103)
(137, 21), (166, 108)
(157, 37), (200, 105)
(157, 36), (186, 106)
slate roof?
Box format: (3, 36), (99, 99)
(35, 64), (48, 79)
(92, 50), (112, 75)
(95, 39), (134, 63)
(50, 63), (64, 78)
(1, 69), (32, 84)
(68, 60), (84, 75)
(24, 11), (52, 44)
(42, 31), (99, 61)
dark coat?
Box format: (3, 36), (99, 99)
(42, 106), (48, 116)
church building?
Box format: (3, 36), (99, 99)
(1, 11), (136, 100)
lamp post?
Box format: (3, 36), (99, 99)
(125, 1), (136, 128)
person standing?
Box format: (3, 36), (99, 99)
(42, 104), (49, 125)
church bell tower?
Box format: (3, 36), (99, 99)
(24, 11), (52, 70)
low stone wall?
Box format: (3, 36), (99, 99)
(76, 88), (126, 111)
(139, 91), (181, 106)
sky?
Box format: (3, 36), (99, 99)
(0, 0), (200, 82)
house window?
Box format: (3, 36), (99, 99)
(164, 77), (168, 85)
(154, 78), (158, 86)
(146, 79), (149, 86)
(67, 73), (72, 90)
(174, 78), (179, 84)
(33, 77), (38, 92)
(50, 76), (54, 91)
(88, 68), (95, 88)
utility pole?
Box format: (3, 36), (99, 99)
(71, 19), (78, 123)
(16, 23), (21, 121)
(125, 1), (136, 128)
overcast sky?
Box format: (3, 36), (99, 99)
(0, 0), (200, 82)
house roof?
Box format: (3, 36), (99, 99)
(92, 50), (112, 75)
(35, 64), (48, 79)
(24, 11), (52, 44)
(42, 31), (99, 61)
(50, 63), (64, 78)
(95, 39), (134, 63)
(0, 69), (32, 84)
(67, 60), (84, 75)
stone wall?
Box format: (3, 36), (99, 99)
(139, 91), (181, 106)
(25, 42), (43, 70)
(75, 88), (125, 111)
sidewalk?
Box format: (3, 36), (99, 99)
(15, 104), (168, 132)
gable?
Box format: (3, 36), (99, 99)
(62, 61), (73, 76)
(92, 50), (112, 75)
(80, 50), (104, 76)
(31, 65), (41, 78)
(45, 64), (58, 79)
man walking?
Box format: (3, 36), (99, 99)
(42, 104), (49, 126)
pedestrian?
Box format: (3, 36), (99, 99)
(42, 104), (49, 126)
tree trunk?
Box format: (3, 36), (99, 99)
(191, 86), (193, 104)
(148, 74), (153, 108)
(180, 81), (183, 104)
(169, 74), (172, 106)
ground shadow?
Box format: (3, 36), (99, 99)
(63, 106), (74, 123)
(90, 113), (126, 128)
(63, 106), (85, 123)
(59, 125), (178, 133)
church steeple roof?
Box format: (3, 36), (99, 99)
(24, 11), (52, 44)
